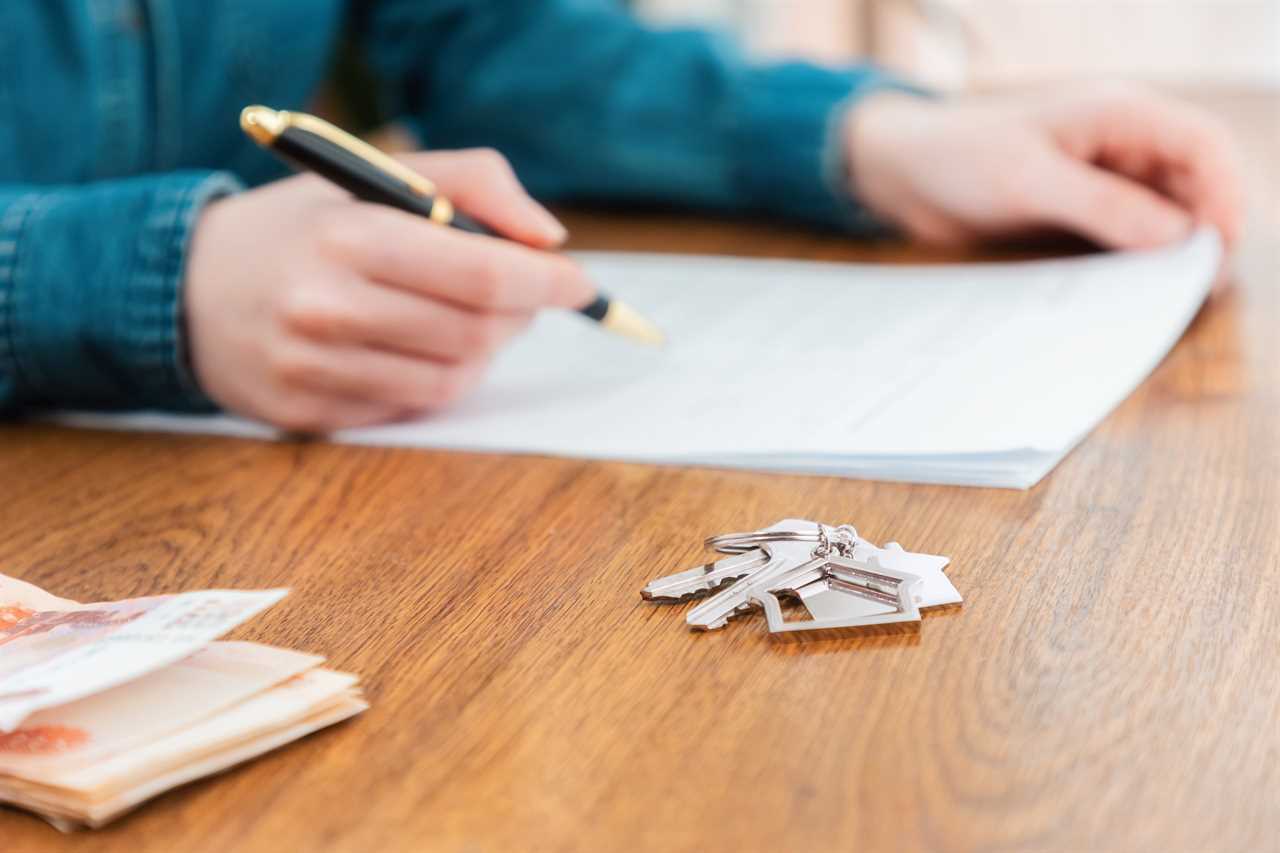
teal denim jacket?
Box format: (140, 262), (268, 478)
(0, 1), (905, 414)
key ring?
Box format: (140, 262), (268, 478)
(705, 522), (861, 555)
(704, 530), (819, 552)
(829, 525), (860, 557)
(814, 524), (833, 557)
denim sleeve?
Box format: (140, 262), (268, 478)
(355, 0), (919, 232)
(0, 171), (242, 415)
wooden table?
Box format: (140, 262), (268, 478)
(3, 93), (1278, 852)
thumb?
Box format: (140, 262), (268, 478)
(1031, 154), (1193, 250)
(397, 149), (568, 249)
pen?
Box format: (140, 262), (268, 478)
(239, 105), (664, 346)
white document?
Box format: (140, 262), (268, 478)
(60, 228), (1220, 489)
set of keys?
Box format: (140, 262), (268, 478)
(642, 519), (962, 637)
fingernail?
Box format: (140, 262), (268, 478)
(532, 203), (568, 246)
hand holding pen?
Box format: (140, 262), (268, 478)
(241, 106), (662, 345)
(184, 144), (627, 433)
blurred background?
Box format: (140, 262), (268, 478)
(634, 0), (1280, 92)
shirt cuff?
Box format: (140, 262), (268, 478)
(0, 171), (242, 413)
(730, 62), (927, 233)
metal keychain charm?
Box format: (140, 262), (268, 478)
(752, 553), (923, 636)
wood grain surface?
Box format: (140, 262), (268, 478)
(1, 92), (1277, 852)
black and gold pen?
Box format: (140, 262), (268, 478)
(239, 105), (664, 346)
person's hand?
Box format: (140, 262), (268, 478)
(184, 149), (592, 432)
(844, 84), (1244, 250)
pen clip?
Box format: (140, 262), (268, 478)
(240, 105), (439, 199)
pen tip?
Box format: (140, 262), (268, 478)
(602, 300), (667, 347)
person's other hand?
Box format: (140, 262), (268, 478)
(844, 84), (1244, 250)
(184, 149), (591, 432)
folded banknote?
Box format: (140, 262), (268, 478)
(0, 574), (366, 829)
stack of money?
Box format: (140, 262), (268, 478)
(0, 574), (366, 830)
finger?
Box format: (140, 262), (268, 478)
(261, 392), (407, 434)
(321, 204), (595, 311)
(897, 204), (982, 248)
(270, 339), (490, 412)
(281, 275), (534, 363)
(1131, 98), (1245, 246)
(1057, 94), (1245, 246)
(1096, 146), (1162, 188)
(396, 149), (567, 248)
(317, 399), (411, 431)
(1029, 153), (1194, 250)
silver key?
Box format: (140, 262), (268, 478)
(686, 544), (821, 630)
(641, 547), (773, 602)
(641, 525), (834, 603)
(687, 547), (923, 633)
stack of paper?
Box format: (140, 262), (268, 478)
(59, 229), (1221, 488)
(0, 575), (365, 829)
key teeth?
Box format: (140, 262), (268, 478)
(687, 603), (754, 632)
(641, 576), (740, 604)
(646, 591), (704, 603)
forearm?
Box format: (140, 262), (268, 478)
(0, 172), (241, 415)
(355, 0), (918, 231)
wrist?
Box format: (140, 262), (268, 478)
(181, 188), (245, 412)
(842, 92), (936, 225)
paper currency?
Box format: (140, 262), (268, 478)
(0, 576), (288, 732)
(0, 642), (323, 781)
(3, 669), (366, 829)
(0, 575), (366, 829)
